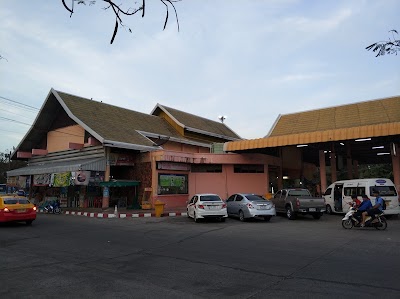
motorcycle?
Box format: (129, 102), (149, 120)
(44, 201), (62, 214)
(341, 207), (387, 230)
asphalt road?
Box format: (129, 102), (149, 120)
(1, 213), (400, 299)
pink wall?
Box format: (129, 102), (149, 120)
(149, 150), (279, 209)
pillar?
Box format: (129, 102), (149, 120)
(265, 164), (270, 196)
(102, 147), (111, 209)
(391, 143), (400, 195)
(353, 160), (359, 179)
(319, 150), (327, 194)
(330, 143), (337, 183)
(346, 144), (353, 179)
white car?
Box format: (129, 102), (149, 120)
(187, 194), (228, 222)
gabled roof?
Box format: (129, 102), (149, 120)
(151, 104), (241, 140)
(14, 89), (235, 157)
(267, 95), (400, 137)
(55, 90), (183, 148)
(225, 95), (400, 152)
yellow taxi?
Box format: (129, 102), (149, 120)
(0, 194), (37, 225)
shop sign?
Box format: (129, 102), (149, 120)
(72, 171), (91, 185)
(157, 162), (190, 171)
(109, 153), (135, 166)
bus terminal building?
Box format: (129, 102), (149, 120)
(7, 89), (400, 209)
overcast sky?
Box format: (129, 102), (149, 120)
(0, 0), (399, 154)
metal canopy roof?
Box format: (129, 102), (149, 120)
(7, 158), (106, 176)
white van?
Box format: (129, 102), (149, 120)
(323, 178), (400, 215)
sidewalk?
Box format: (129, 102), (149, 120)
(37, 206), (188, 219)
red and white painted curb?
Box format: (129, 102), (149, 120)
(38, 209), (187, 219)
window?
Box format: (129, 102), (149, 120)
(191, 164), (222, 173)
(234, 164), (264, 173)
(288, 189), (311, 197)
(158, 174), (188, 195)
(344, 187), (366, 197)
(274, 190), (282, 199)
(324, 188), (332, 196)
(200, 195), (222, 201)
(226, 195), (236, 202)
(370, 186), (398, 196)
(235, 195), (244, 202)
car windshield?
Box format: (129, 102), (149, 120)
(245, 195), (265, 201)
(288, 190), (311, 196)
(200, 195), (222, 202)
(3, 198), (30, 204)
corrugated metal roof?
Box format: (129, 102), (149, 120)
(7, 158), (106, 176)
(225, 122), (400, 151)
(268, 95), (400, 137)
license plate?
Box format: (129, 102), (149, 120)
(309, 208), (316, 212)
(16, 209), (26, 213)
(259, 205), (267, 210)
(209, 206), (219, 210)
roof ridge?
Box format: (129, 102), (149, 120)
(56, 90), (159, 119)
(158, 103), (227, 126)
(278, 95), (400, 117)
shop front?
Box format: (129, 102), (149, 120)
(6, 158), (107, 209)
(99, 180), (140, 209)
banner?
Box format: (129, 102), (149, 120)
(33, 174), (51, 186)
(51, 172), (71, 187)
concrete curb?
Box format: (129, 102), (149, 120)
(38, 209), (187, 219)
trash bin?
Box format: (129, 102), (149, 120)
(154, 200), (165, 217)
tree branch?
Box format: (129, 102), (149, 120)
(366, 29), (399, 57)
(62, 0), (180, 44)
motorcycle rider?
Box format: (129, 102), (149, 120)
(348, 194), (361, 208)
(360, 190), (384, 227)
(353, 194), (372, 224)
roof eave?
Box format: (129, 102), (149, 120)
(185, 126), (240, 141)
(103, 140), (161, 152)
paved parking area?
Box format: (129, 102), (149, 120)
(1, 213), (399, 298)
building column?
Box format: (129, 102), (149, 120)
(319, 150), (327, 194)
(102, 147), (111, 209)
(277, 149), (283, 190)
(265, 164), (270, 196)
(391, 143), (400, 195)
(330, 144), (337, 183)
(353, 160), (359, 179)
(346, 144), (353, 179)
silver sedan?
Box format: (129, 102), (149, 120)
(226, 193), (276, 221)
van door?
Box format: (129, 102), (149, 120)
(333, 184), (344, 212)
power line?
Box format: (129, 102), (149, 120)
(0, 95), (39, 111)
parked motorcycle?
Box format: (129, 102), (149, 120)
(44, 201), (62, 214)
(342, 207), (387, 230)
